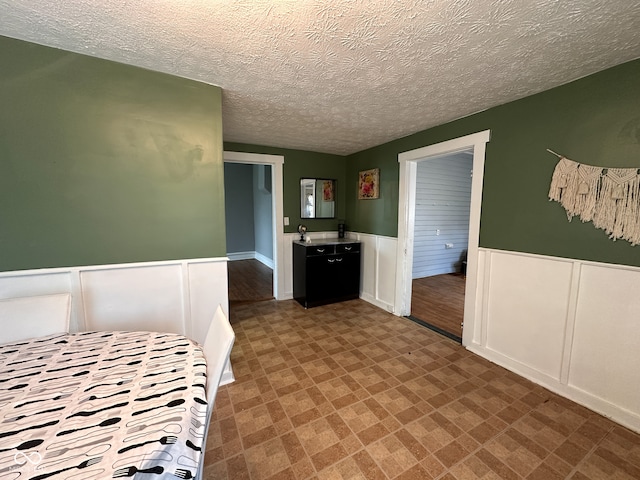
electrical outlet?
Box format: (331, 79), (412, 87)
(436, 229), (440, 236)
(445, 243), (454, 249)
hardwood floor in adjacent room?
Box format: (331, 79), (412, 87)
(228, 259), (273, 306)
(411, 273), (465, 341)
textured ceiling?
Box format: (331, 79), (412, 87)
(1, 1), (640, 155)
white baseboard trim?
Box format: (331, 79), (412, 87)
(227, 250), (274, 269)
(469, 248), (640, 434)
(360, 292), (395, 313)
(255, 252), (274, 269)
(227, 251), (255, 261)
(468, 343), (640, 433)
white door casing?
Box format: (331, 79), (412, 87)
(395, 130), (490, 346)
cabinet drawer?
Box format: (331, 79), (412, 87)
(307, 245), (335, 256)
(336, 243), (359, 254)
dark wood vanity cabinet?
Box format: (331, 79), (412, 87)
(293, 241), (361, 308)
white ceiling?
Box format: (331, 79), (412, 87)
(1, 0), (639, 155)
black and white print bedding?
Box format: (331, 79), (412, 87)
(0, 331), (208, 479)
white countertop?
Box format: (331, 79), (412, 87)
(293, 238), (359, 246)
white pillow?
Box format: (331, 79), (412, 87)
(0, 294), (71, 344)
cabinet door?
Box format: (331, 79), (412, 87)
(308, 254), (359, 302)
(336, 253), (360, 297)
(306, 255), (336, 303)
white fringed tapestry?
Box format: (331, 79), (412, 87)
(548, 154), (640, 246)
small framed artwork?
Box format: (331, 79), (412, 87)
(322, 180), (334, 201)
(358, 168), (379, 199)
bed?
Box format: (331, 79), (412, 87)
(0, 299), (234, 480)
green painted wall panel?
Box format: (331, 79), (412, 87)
(0, 36), (226, 271)
(346, 59), (640, 267)
(223, 143), (346, 234)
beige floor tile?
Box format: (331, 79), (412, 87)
(202, 299), (640, 480)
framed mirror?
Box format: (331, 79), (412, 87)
(300, 178), (336, 219)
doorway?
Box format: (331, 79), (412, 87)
(408, 150), (473, 342)
(395, 130), (490, 347)
(223, 151), (285, 303)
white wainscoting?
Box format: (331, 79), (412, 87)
(348, 232), (398, 313)
(470, 248), (640, 433)
(0, 258), (234, 385)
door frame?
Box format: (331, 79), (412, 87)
(394, 130), (490, 346)
(223, 151), (285, 300)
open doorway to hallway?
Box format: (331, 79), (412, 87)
(224, 162), (274, 306)
(223, 151), (285, 307)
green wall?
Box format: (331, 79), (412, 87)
(4, 34), (637, 271)
(0, 36), (226, 272)
(223, 143), (346, 234)
(346, 59), (640, 267)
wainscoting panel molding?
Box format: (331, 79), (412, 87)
(0, 258), (234, 385)
(80, 264), (184, 334)
(485, 252), (573, 381)
(569, 264), (640, 422)
(349, 232), (397, 313)
(470, 248), (640, 433)
(283, 234), (295, 299)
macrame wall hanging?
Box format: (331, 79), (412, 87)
(547, 149), (640, 246)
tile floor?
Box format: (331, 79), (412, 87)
(204, 299), (640, 479)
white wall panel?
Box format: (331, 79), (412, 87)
(470, 248), (640, 433)
(485, 253), (573, 380)
(187, 261), (229, 345)
(186, 260), (234, 385)
(283, 234), (295, 299)
(0, 258), (234, 384)
(348, 232), (396, 312)
(81, 264), (185, 334)
(359, 234), (377, 301)
(376, 236), (398, 307)
(0, 259), (228, 339)
(569, 265), (640, 415)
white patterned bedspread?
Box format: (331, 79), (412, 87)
(0, 331), (208, 479)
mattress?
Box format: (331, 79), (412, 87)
(0, 331), (208, 479)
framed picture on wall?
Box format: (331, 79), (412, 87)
(322, 180), (334, 201)
(358, 168), (379, 199)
